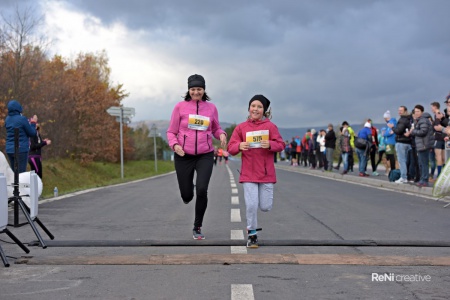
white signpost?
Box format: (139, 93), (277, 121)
(149, 124), (161, 172)
(107, 106), (135, 179)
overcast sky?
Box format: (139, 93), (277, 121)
(2, 0), (450, 128)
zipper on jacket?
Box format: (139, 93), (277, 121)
(183, 135), (187, 149)
(195, 101), (199, 155)
(207, 134), (211, 150)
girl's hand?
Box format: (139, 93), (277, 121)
(239, 142), (250, 151)
(174, 144), (185, 157)
(220, 133), (227, 148)
(261, 140), (270, 149)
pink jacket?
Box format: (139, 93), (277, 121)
(227, 118), (285, 183)
(167, 100), (225, 155)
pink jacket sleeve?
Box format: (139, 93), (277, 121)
(269, 124), (286, 152)
(227, 124), (242, 156)
(167, 103), (181, 150)
(210, 104), (226, 140)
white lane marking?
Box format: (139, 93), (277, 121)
(231, 209), (241, 222)
(232, 188), (238, 194)
(230, 230), (244, 240)
(231, 196), (239, 205)
(231, 183), (237, 188)
(230, 246), (247, 254)
(231, 284), (255, 300)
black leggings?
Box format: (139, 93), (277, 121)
(28, 156), (43, 178)
(386, 153), (396, 170)
(376, 150), (386, 167)
(369, 145), (377, 171)
(174, 151), (214, 228)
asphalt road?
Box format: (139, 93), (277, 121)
(0, 159), (449, 300)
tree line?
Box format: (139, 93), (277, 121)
(0, 6), (169, 164)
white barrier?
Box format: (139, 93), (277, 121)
(0, 175), (7, 231)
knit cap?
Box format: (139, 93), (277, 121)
(188, 74), (205, 89)
(248, 94), (271, 113)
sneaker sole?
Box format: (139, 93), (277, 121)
(246, 244), (259, 248)
(193, 236), (205, 240)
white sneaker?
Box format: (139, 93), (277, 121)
(395, 178), (407, 184)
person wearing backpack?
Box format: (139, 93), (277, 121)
(383, 110), (398, 173)
(356, 122), (372, 177)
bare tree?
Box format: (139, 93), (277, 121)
(0, 4), (50, 101)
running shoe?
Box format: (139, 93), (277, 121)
(247, 234), (258, 248)
(193, 227), (205, 240)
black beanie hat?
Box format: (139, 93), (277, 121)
(188, 74), (205, 89)
(248, 94), (270, 113)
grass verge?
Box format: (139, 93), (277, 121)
(41, 159), (175, 198)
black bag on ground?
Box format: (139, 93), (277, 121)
(354, 137), (369, 150)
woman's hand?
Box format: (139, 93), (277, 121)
(239, 142), (250, 151)
(174, 144), (185, 157)
(261, 140), (270, 149)
(220, 133), (227, 148)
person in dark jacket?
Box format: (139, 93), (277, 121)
(356, 122), (372, 177)
(324, 123), (336, 171)
(405, 105), (435, 187)
(289, 137), (297, 166)
(28, 124), (52, 178)
(388, 106), (412, 183)
(431, 101), (448, 179)
(5, 100), (37, 173)
(339, 125), (351, 175)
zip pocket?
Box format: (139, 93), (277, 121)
(207, 134), (211, 150)
(183, 135), (187, 149)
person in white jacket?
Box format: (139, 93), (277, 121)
(317, 130), (326, 170)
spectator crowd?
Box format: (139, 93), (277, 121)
(280, 92), (450, 188)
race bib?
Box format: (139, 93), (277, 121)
(246, 130), (269, 148)
(188, 114), (210, 131)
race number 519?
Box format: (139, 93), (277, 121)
(246, 130), (269, 148)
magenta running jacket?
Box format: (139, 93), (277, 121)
(227, 118), (285, 183)
(167, 100), (225, 155)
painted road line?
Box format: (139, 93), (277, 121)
(231, 284), (254, 300)
(231, 196), (239, 205)
(230, 246), (247, 254)
(230, 230), (244, 240)
(232, 188), (238, 194)
(231, 209), (241, 222)
(230, 230), (247, 254)
(231, 183), (237, 188)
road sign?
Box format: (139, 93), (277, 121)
(116, 117), (131, 123)
(106, 106), (135, 117)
